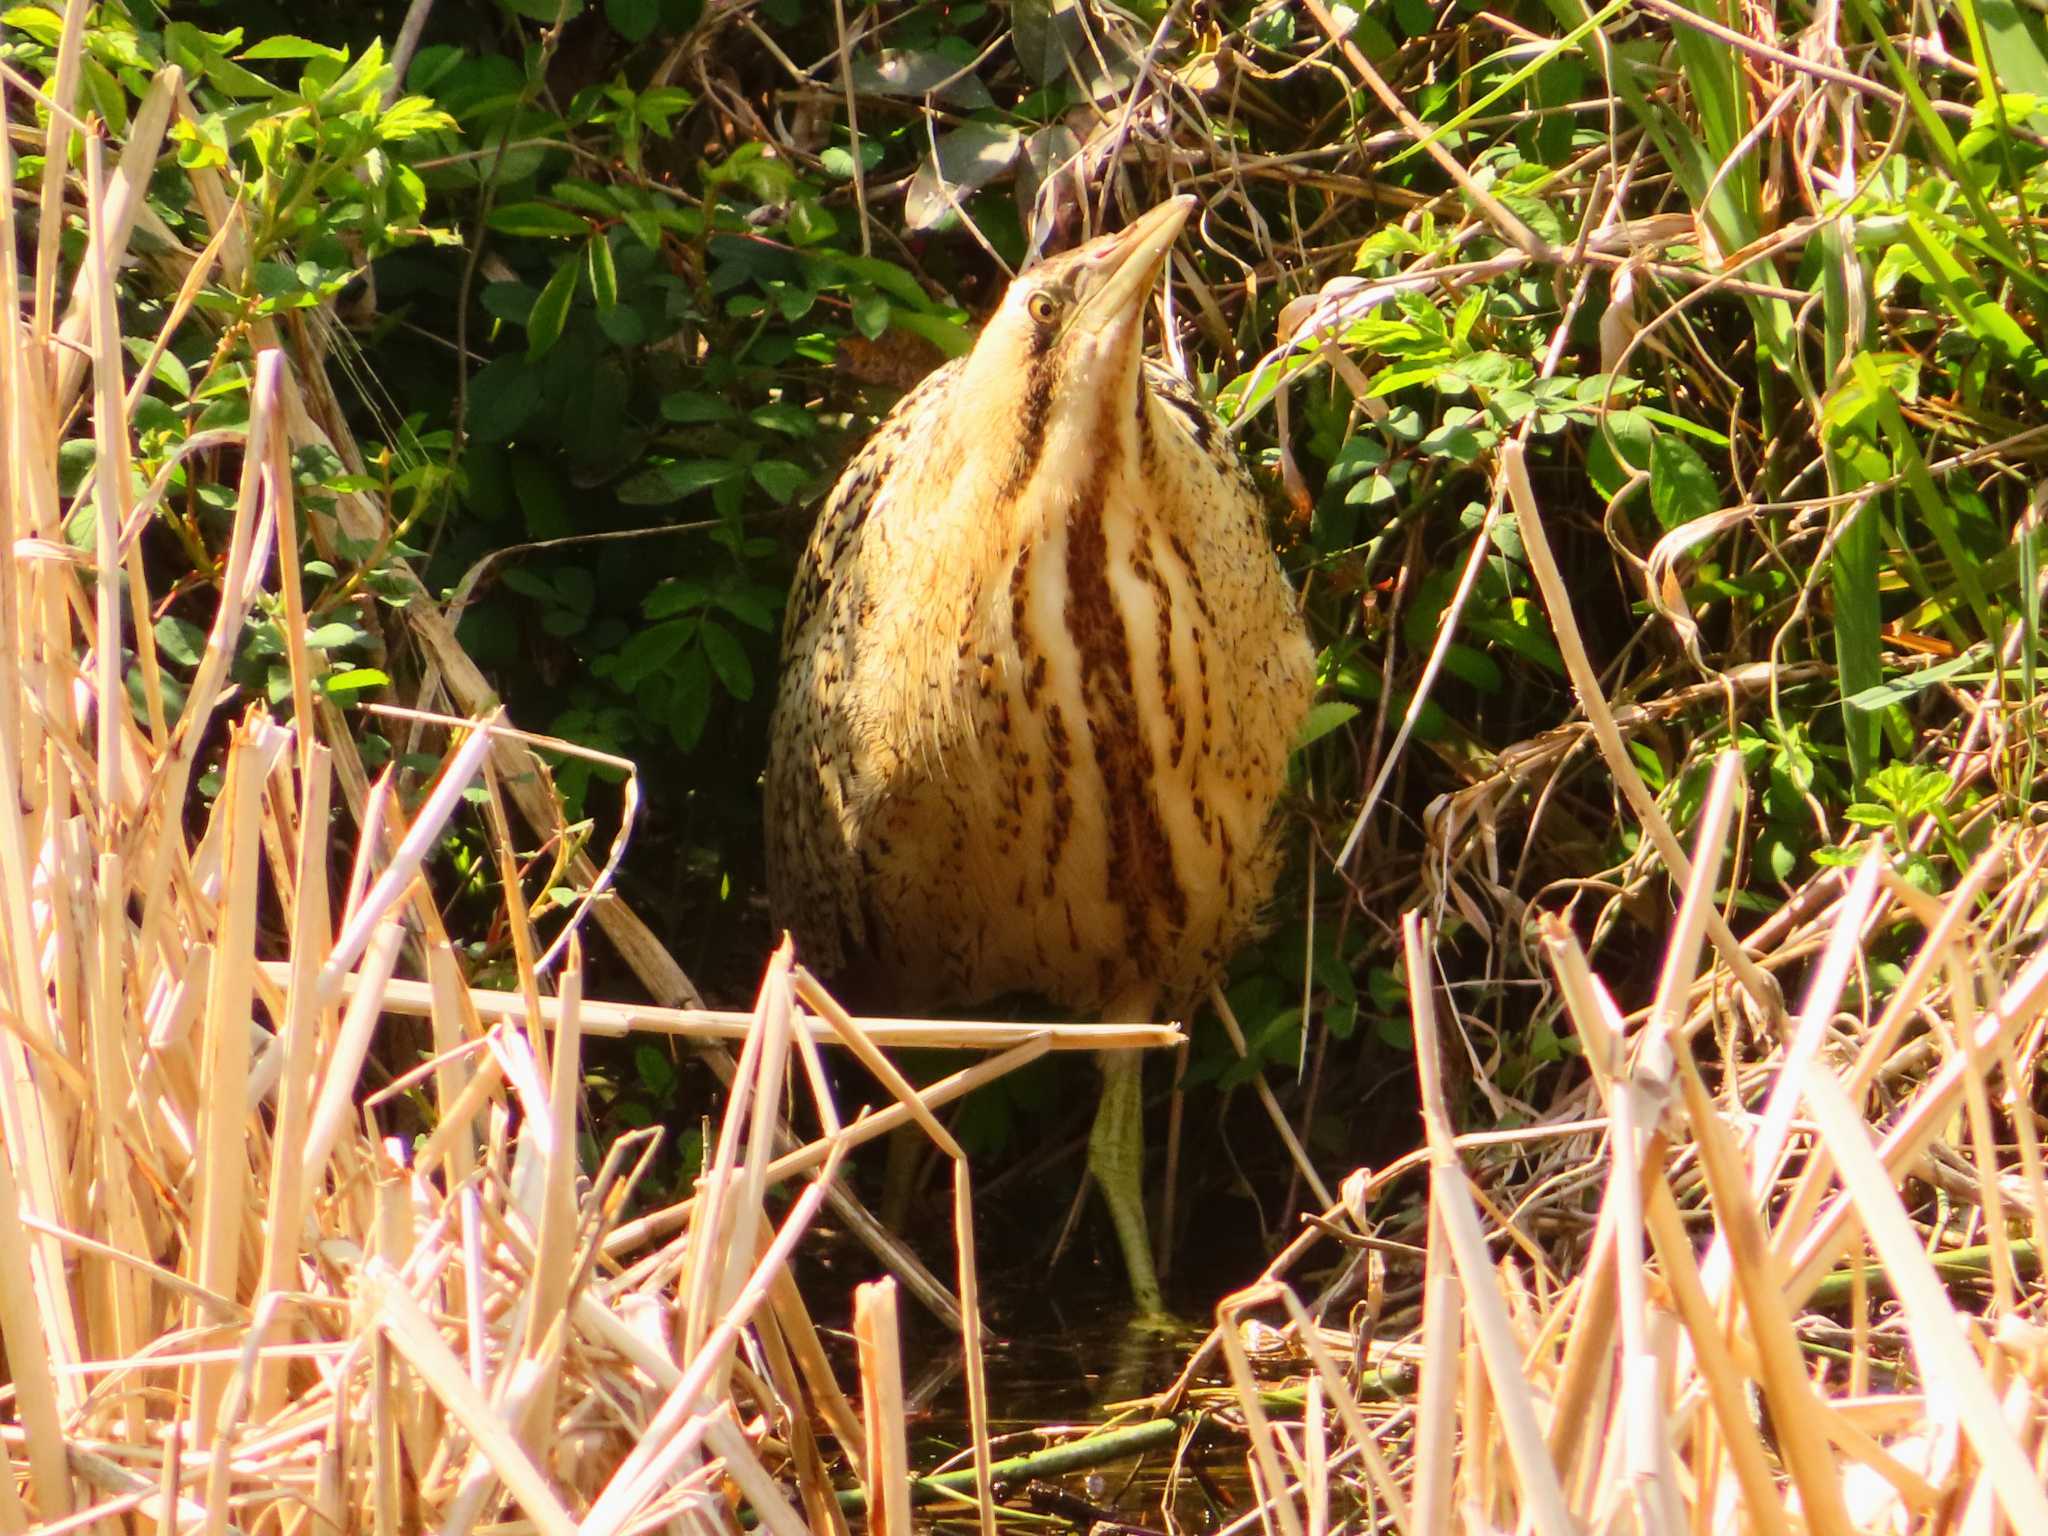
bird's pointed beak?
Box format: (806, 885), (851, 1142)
(1069, 195), (1195, 336)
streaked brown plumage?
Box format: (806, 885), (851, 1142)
(766, 197), (1315, 1311)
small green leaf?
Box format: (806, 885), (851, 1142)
(1418, 416), (1484, 464)
(748, 403), (816, 437)
(820, 141), (886, 179)
(526, 258), (579, 358)
(587, 235), (618, 310)
(716, 587), (780, 632)
(322, 668), (390, 697)
(661, 391), (738, 424)
(750, 459), (808, 504)
(617, 458), (742, 504)
(488, 202), (591, 239)
(305, 621), (363, 650)
(606, 0), (661, 40)
(240, 35), (347, 61)
(1843, 649), (1990, 711)
(668, 648), (712, 748)
(1295, 700), (1359, 749)
(1587, 410), (1652, 500)
(1648, 433), (1719, 529)
(786, 197), (838, 247)
(640, 585), (708, 627)
(1, 7), (65, 46)
(853, 291), (891, 340)
(154, 615), (207, 668)
(699, 617), (754, 700)
(611, 619), (694, 689)
(467, 358), (542, 442)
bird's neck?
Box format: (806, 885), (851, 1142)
(878, 363), (1194, 756)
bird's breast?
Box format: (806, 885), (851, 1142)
(906, 447), (1301, 1009)
(801, 378), (1315, 1015)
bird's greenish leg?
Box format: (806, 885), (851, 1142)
(1088, 1053), (1166, 1316)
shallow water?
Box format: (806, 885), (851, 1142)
(898, 1288), (1255, 1532)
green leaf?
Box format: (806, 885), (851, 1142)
(661, 391), (737, 423)
(612, 620), (694, 689)
(239, 34), (346, 61)
(1295, 700), (1360, 749)
(1587, 410), (1652, 500)
(617, 458), (742, 504)
(1900, 216), (2048, 403)
(1648, 433), (1719, 529)
(667, 647), (712, 748)
(154, 615), (207, 668)
(1, 7), (65, 46)
(849, 48), (996, 108)
(305, 622), (363, 650)
(748, 403), (816, 437)
(820, 141), (886, 180)
(751, 459), (808, 504)
(488, 202), (591, 239)
(1418, 415), (1485, 464)
(1843, 649), (1990, 711)
(903, 121), (1024, 232)
(645, 579), (709, 619)
(1866, 762), (1953, 819)
(852, 291), (891, 340)
(499, 0), (586, 18)
(321, 668), (390, 697)
(888, 309), (974, 358)
(716, 587), (780, 632)
(606, 0), (661, 39)
(526, 258), (579, 358)
(587, 234), (618, 309)
(467, 358), (542, 442)
(699, 617), (754, 700)
(786, 197), (838, 247)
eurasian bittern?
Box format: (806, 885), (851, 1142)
(765, 196), (1315, 1313)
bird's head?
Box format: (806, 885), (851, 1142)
(954, 196), (1195, 488)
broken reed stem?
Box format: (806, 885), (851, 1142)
(297, 965), (1184, 1049)
(855, 1278), (911, 1536)
(954, 1161), (998, 1536)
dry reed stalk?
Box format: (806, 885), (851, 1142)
(854, 1278), (911, 1536)
(301, 965), (1184, 1050)
(0, 35), (1101, 1527)
(1201, 465), (2048, 1536)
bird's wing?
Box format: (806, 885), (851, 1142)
(1144, 361), (1257, 500)
(765, 361), (966, 977)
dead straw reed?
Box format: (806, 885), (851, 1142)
(1183, 452), (2048, 1536)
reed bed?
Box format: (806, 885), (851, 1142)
(1191, 755), (2048, 1535)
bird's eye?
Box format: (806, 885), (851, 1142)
(1026, 291), (1059, 325)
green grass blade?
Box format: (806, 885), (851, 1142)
(1846, 0), (2048, 320)
(1901, 215), (2048, 403)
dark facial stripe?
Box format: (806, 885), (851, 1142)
(995, 345), (1058, 509)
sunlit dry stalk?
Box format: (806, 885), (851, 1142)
(856, 1278), (911, 1536)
